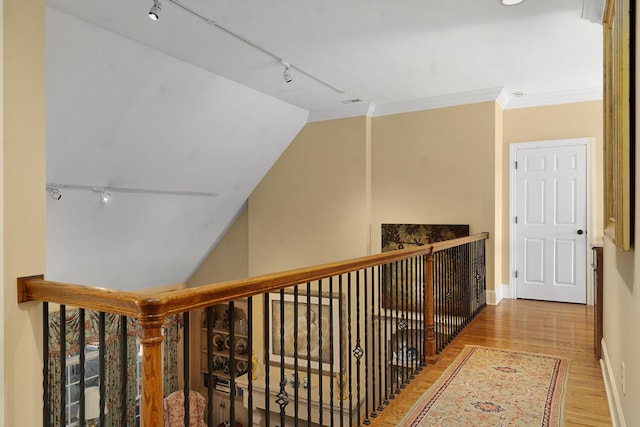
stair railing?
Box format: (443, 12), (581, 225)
(18, 232), (488, 427)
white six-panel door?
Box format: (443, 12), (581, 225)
(514, 142), (587, 304)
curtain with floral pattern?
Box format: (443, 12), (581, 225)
(47, 308), (183, 427)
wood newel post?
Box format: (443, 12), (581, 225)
(424, 251), (438, 364)
(139, 312), (165, 427)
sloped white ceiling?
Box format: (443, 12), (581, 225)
(45, 8), (308, 290)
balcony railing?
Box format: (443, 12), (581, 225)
(18, 232), (488, 427)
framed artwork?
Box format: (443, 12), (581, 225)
(603, 0), (634, 251)
(268, 291), (342, 373)
(381, 224), (469, 311)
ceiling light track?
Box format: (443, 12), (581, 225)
(46, 183), (218, 198)
(162, 0), (345, 95)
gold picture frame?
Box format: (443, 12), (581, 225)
(268, 291), (343, 373)
(603, 0), (634, 250)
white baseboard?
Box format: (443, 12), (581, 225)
(601, 338), (626, 427)
(487, 284), (513, 305)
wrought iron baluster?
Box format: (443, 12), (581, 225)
(206, 307), (214, 427)
(369, 266), (378, 419)
(354, 270), (364, 427)
(444, 250), (450, 348)
(460, 245), (466, 328)
(59, 304), (66, 426)
(263, 294), (271, 427)
(383, 264), (390, 406)
(377, 265), (384, 413)
(419, 255), (426, 368)
(363, 268), (370, 425)
(435, 252), (441, 352)
(400, 258), (407, 389)
(183, 312), (191, 426)
(79, 308), (86, 427)
(318, 280), (324, 427)
(43, 302), (50, 427)
(277, 289), (289, 426)
(120, 315), (128, 425)
(329, 277), (335, 427)
(98, 312), (106, 426)
(347, 272), (354, 427)
(392, 260), (399, 397)
(417, 256), (422, 367)
(248, 296), (254, 426)
(464, 244), (470, 326)
(306, 282), (312, 424)
(293, 286), (299, 425)
(409, 257), (416, 379)
(229, 301), (236, 427)
(339, 275), (345, 427)
(448, 249), (453, 345)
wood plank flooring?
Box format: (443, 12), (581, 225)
(369, 299), (612, 426)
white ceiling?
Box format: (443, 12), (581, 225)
(44, 0), (604, 291)
(47, 0), (603, 115)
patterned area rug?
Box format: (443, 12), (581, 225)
(400, 345), (570, 426)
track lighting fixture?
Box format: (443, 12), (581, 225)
(149, 0), (345, 94)
(282, 61), (292, 83)
(46, 183), (219, 199)
(100, 191), (111, 204)
(148, 0), (162, 21)
(47, 187), (62, 201)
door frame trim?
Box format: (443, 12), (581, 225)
(509, 137), (593, 304)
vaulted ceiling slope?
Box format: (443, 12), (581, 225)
(45, 8), (308, 290)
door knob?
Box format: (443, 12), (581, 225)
(577, 229), (584, 235)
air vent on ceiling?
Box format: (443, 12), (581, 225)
(341, 99), (362, 104)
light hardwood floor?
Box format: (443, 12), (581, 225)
(370, 299), (612, 426)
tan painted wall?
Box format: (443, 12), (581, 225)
(248, 116), (370, 276)
(371, 102), (498, 291)
(2, 0), (47, 425)
(187, 206), (249, 287)
(600, 5), (640, 424)
(502, 101), (604, 286)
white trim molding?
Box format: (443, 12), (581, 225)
(582, 0), (607, 24)
(601, 339), (627, 427)
(502, 87), (603, 109)
(487, 283), (513, 305)
(307, 102), (375, 122)
(370, 87), (505, 117)
(307, 86), (604, 122)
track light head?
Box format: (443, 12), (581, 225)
(148, 0), (161, 20)
(47, 187), (62, 201)
(101, 191), (111, 204)
(282, 61), (292, 83)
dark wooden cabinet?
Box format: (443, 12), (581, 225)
(592, 245), (603, 357)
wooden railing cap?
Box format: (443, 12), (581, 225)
(17, 232), (489, 318)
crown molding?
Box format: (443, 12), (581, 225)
(502, 87), (603, 109)
(307, 102), (375, 122)
(582, 0), (607, 24)
(496, 87), (513, 109)
(369, 87), (505, 117)
(307, 86), (604, 122)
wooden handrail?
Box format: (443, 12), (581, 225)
(18, 231), (488, 427)
(18, 232), (489, 316)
